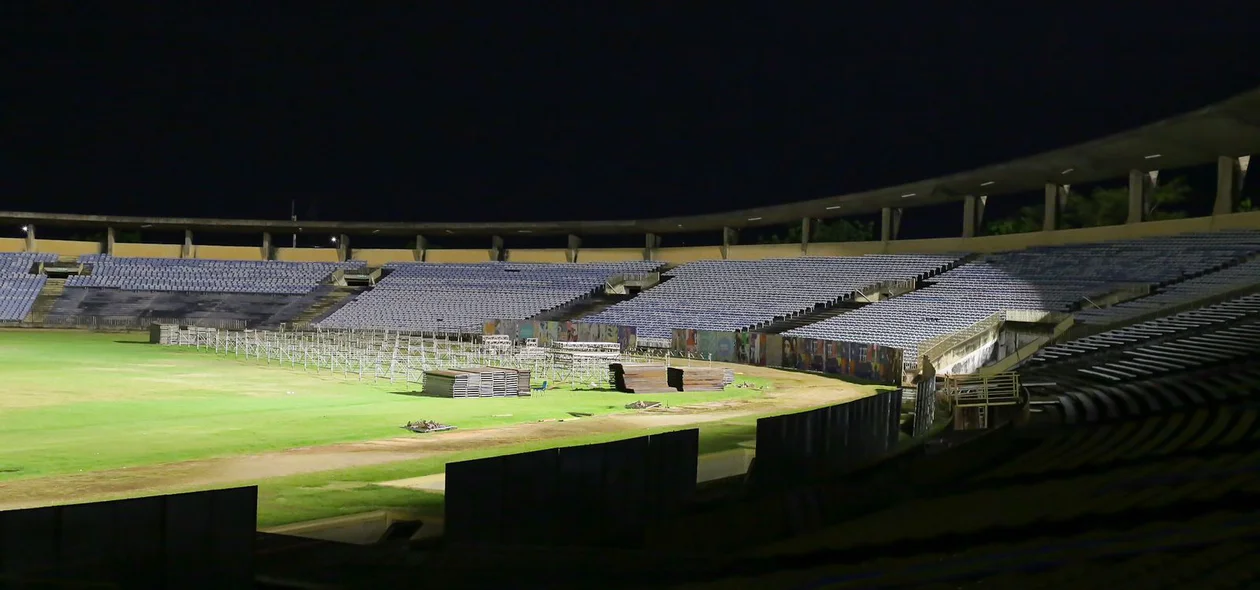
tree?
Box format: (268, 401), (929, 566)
(1240, 197), (1255, 212)
(758, 218), (875, 244)
(985, 176), (1194, 235)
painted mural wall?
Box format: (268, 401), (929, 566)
(484, 319), (637, 349)
(670, 328), (903, 385)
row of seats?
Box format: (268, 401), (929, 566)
(1075, 255), (1260, 326)
(585, 255), (965, 339)
(785, 231), (1260, 353)
(317, 261), (661, 333)
(69, 255), (362, 294)
(0, 253), (56, 321)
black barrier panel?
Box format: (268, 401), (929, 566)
(110, 495), (165, 587)
(59, 500), (114, 580)
(646, 429), (699, 516)
(444, 456), (506, 545)
(209, 486), (257, 588)
(753, 414), (786, 487)
(890, 389), (903, 449)
(514, 448), (561, 546)
(0, 505), (58, 580)
(164, 489), (214, 588)
(557, 443), (605, 544)
(601, 436), (650, 546)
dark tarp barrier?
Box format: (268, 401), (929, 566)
(0, 487), (256, 589)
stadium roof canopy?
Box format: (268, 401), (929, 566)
(5, 87), (1260, 237)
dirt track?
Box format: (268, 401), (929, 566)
(0, 364), (872, 510)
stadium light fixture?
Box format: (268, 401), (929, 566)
(330, 236), (338, 243)
(1144, 153), (1162, 159)
(1061, 168), (1075, 175)
(19, 225), (27, 233)
(825, 205), (841, 210)
(900, 193), (916, 198)
(980, 181), (995, 186)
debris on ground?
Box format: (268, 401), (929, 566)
(625, 400), (662, 410)
(402, 420), (456, 434)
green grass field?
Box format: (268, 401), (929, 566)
(0, 330), (771, 485)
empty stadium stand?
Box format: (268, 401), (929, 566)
(584, 254), (966, 339)
(40, 256), (363, 328)
(71, 255), (362, 294)
(0, 252), (56, 321)
(316, 261), (662, 333)
(786, 231), (1260, 354)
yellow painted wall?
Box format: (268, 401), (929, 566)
(352, 248), (417, 265)
(426, 249), (492, 263)
(578, 248), (644, 262)
(0, 238), (26, 253)
(37, 239), (101, 256)
(194, 245), (263, 261)
(506, 248), (568, 263)
(654, 246), (724, 264)
(726, 244), (804, 260)
(275, 247), (340, 263)
(806, 241), (886, 256)
(113, 243), (183, 258)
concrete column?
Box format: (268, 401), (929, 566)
(721, 226), (739, 259)
(24, 224), (35, 252)
(414, 235), (428, 262)
(800, 217), (812, 253)
(566, 234), (581, 263)
(337, 234), (349, 262)
(1043, 184), (1070, 231)
(1215, 155), (1251, 215)
(1127, 169), (1156, 224)
(182, 230), (193, 258)
(261, 232), (273, 260)
(962, 195), (978, 238)
(644, 233), (661, 261)
(880, 207), (901, 242)
(490, 235), (504, 262)
(106, 227), (116, 256)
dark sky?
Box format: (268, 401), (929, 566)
(8, 3), (1260, 229)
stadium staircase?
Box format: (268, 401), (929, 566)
(24, 277), (65, 324)
(287, 286), (362, 327)
(529, 292), (635, 322)
(755, 301), (861, 334)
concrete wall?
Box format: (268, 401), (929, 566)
(352, 248), (417, 265)
(426, 249), (492, 263)
(5, 211), (1256, 264)
(275, 247), (340, 263)
(726, 244), (803, 260)
(114, 243), (183, 258)
(0, 238), (23, 253)
(36, 239), (102, 256)
(506, 248), (569, 263)
(654, 246), (723, 263)
(578, 248), (644, 262)
(193, 245), (264, 261)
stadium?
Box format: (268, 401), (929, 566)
(2, 87), (1260, 588)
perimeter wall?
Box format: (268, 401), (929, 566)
(7, 210), (1260, 261)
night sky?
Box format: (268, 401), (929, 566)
(8, 3), (1260, 238)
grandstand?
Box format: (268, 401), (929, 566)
(785, 231), (1260, 352)
(583, 254), (964, 339)
(316, 260), (661, 333)
(0, 252), (55, 321)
